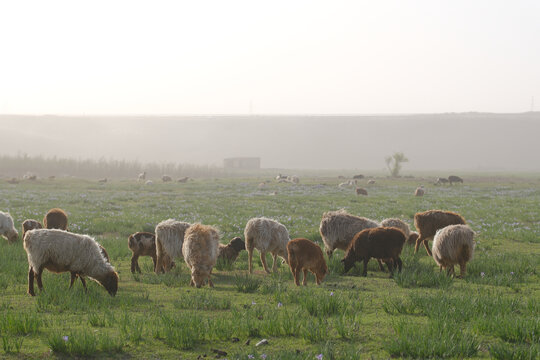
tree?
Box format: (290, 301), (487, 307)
(385, 152), (408, 177)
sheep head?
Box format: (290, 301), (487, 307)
(99, 271), (118, 296)
(230, 237), (245, 252)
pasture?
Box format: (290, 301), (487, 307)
(0, 175), (539, 359)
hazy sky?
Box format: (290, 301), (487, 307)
(1, 1), (539, 115)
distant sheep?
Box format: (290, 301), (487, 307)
(145, 180), (153, 185)
(415, 186), (425, 197)
(275, 174), (288, 181)
(367, 180), (376, 185)
(128, 232), (157, 273)
(319, 209), (379, 258)
(448, 175), (463, 185)
(435, 177), (449, 185)
(287, 175), (299, 184)
(414, 210), (466, 256)
(355, 187), (368, 196)
(287, 238), (327, 286)
(98, 178), (107, 183)
(338, 179), (356, 188)
(0, 211), (19, 243)
(138, 171), (146, 182)
(244, 217), (290, 274)
(7, 178), (19, 184)
(342, 227), (406, 276)
(432, 224), (475, 277)
(155, 219), (191, 273)
(177, 176), (189, 183)
(182, 223), (220, 288)
(162, 175), (172, 182)
(353, 174), (365, 179)
(217, 237), (246, 264)
(23, 229), (118, 296)
(22, 219), (42, 240)
(43, 208), (68, 230)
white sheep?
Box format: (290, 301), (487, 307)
(244, 217), (290, 274)
(138, 171), (146, 182)
(432, 224), (475, 278)
(155, 219), (191, 273)
(182, 223), (220, 288)
(23, 229), (118, 296)
(0, 211), (19, 243)
(380, 218), (412, 240)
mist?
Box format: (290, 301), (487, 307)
(1, 113), (539, 172)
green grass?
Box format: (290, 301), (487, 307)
(0, 175), (539, 358)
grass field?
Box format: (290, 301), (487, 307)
(0, 175), (539, 359)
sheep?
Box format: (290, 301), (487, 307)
(415, 186), (425, 197)
(342, 227), (406, 277)
(448, 175), (464, 185)
(145, 180), (153, 185)
(7, 178), (19, 184)
(338, 179), (356, 188)
(217, 237), (246, 264)
(138, 171), (146, 182)
(380, 218), (411, 240)
(275, 173), (288, 181)
(407, 231), (419, 245)
(432, 224), (475, 278)
(414, 210), (466, 256)
(22, 219), (42, 240)
(353, 174), (365, 179)
(287, 175), (299, 184)
(435, 177), (449, 185)
(43, 208), (68, 230)
(98, 178), (107, 183)
(162, 175), (172, 182)
(0, 211), (19, 243)
(287, 238), (328, 286)
(319, 209), (379, 258)
(355, 187), (368, 196)
(177, 176), (189, 183)
(367, 179), (376, 185)
(128, 232), (157, 273)
(182, 223), (220, 288)
(244, 217), (290, 274)
(155, 219), (191, 273)
(23, 229), (118, 296)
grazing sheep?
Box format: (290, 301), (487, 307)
(448, 175), (464, 185)
(128, 232), (157, 273)
(342, 227), (406, 276)
(138, 171), (146, 182)
(319, 209), (379, 258)
(162, 175), (172, 182)
(155, 219), (191, 273)
(217, 237), (246, 264)
(22, 219), (42, 240)
(287, 238), (328, 286)
(275, 173), (288, 181)
(380, 218), (411, 240)
(7, 178), (19, 184)
(435, 177), (449, 185)
(338, 179), (356, 188)
(0, 211), (19, 243)
(258, 182), (267, 189)
(43, 208), (68, 230)
(355, 187), (368, 196)
(23, 229), (118, 296)
(244, 217), (290, 274)
(177, 176), (189, 183)
(407, 231), (419, 245)
(415, 186), (425, 196)
(414, 210), (466, 256)
(432, 224), (475, 278)
(182, 224), (220, 288)
(287, 175), (300, 184)
(98, 178), (107, 183)
(145, 180), (153, 185)
(367, 179), (376, 185)
(353, 174), (365, 179)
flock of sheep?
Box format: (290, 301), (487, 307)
(0, 205), (475, 297)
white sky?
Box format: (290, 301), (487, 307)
(1, 0), (539, 115)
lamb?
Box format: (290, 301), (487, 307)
(0, 211), (19, 243)
(342, 227), (406, 277)
(319, 209), (379, 258)
(23, 229), (118, 296)
(43, 208), (68, 230)
(287, 238), (328, 286)
(432, 224), (475, 278)
(182, 223), (220, 288)
(162, 175), (172, 182)
(22, 219), (42, 240)
(414, 210), (466, 256)
(355, 187), (368, 196)
(244, 217), (290, 274)
(415, 186), (425, 196)
(128, 232), (157, 273)
(217, 237), (246, 264)
(155, 219), (191, 273)
(448, 175), (464, 185)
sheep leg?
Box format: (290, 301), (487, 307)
(386, 260), (394, 276)
(414, 235), (425, 254)
(293, 268), (301, 286)
(459, 262), (466, 278)
(422, 239), (433, 256)
(69, 272), (77, 289)
(28, 267), (36, 296)
(36, 267), (44, 292)
(79, 276), (88, 291)
(131, 255), (140, 273)
(396, 257), (403, 273)
(260, 252), (271, 274)
(377, 259), (386, 272)
(155, 255), (163, 274)
(208, 276), (214, 288)
(247, 248), (254, 274)
(151, 255), (157, 273)
(302, 269), (308, 286)
(362, 258), (369, 277)
(271, 253), (278, 273)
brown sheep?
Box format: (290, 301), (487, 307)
(414, 210), (466, 256)
(342, 227), (406, 277)
(43, 208), (68, 230)
(432, 224), (475, 278)
(415, 187), (425, 196)
(435, 177), (449, 185)
(162, 175), (172, 182)
(448, 175), (464, 185)
(217, 237), (246, 264)
(22, 219), (43, 240)
(407, 231), (419, 246)
(98, 178), (107, 183)
(355, 187), (368, 196)
(182, 224), (220, 288)
(287, 238), (328, 286)
(128, 232), (157, 273)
